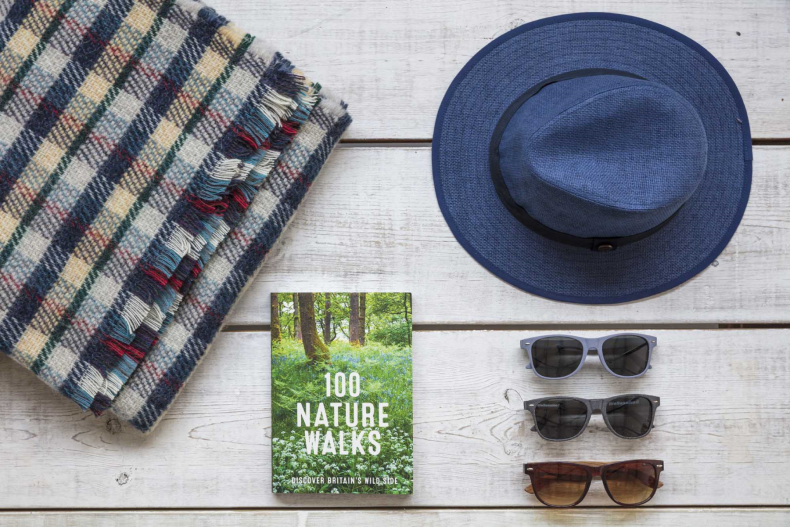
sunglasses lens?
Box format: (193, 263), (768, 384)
(601, 336), (650, 377)
(605, 396), (654, 438)
(534, 398), (589, 440)
(532, 464), (589, 506)
(531, 337), (584, 378)
(604, 462), (658, 505)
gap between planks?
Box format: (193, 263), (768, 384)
(221, 323), (790, 333)
(1, 505), (789, 513)
(338, 139), (790, 147)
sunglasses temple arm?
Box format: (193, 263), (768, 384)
(521, 343), (532, 369)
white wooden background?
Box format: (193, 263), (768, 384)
(1, 0), (789, 525)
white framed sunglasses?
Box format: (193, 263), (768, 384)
(521, 334), (656, 379)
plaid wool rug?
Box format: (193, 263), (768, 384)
(0, 0), (350, 432)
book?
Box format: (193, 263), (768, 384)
(271, 292), (413, 494)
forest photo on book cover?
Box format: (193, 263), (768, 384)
(271, 293), (413, 494)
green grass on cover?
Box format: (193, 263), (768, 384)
(272, 339), (413, 494)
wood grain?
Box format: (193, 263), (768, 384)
(206, 0), (790, 140)
(227, 146), (790, 326)
(0, 329), (787, 508)
(2, 509), (789, 526)
(0, 0), (787, 519)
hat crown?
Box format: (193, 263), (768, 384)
(498, 74), (708, 238)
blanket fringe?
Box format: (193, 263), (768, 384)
(84, 57), (320, 415)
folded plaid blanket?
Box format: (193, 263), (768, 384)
(0, 0), (350, 432)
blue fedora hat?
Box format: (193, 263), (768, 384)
(433, 13), (752, 304)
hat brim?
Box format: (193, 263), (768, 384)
(432, 13), (752, 304)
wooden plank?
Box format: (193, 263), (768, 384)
(228, 146), (790, 326)
(0, 329), (788, 508)
(2, 509), (789, 526)
(207, 0), (790, 139)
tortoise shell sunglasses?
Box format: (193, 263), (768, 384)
(524, 460), (664, 507)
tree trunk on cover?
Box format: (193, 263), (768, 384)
(349, 293), (361, 345)
(299, 293), (330, 363)
(271, 293), (281, 342)
(359, 293), (366, 345)
(293, 293), (302, 341)
(323, 293), (332, 343)
(405, 293), (411, 346)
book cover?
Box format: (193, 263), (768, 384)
(271, 293), (413, 494)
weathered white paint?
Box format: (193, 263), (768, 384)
(2, 509), (789, 526)
(228, 146), (790, 326)
(206, 0), (790, 139)
(0, 330), (787, 508)
(1, 1), (788, 519)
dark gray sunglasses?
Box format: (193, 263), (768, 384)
(522, 333), (656, 379)
(525, 394), (660, 441)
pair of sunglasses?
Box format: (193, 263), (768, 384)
(522, 333), (656, 379)
(525, 395), (660, 441)
(524, 460), (664, 507)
